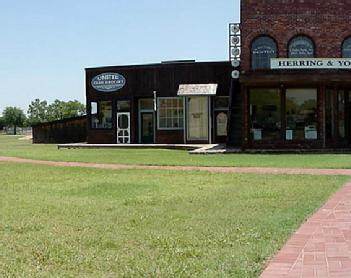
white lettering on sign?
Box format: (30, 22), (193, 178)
(91, 73), (126, 92)
(271, 58), (351, 69)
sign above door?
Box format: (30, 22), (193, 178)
(177, 84), (218, 96)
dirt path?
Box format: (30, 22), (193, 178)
(1, 155), (351, 176)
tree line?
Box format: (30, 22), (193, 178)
(0, 99), (85, 135)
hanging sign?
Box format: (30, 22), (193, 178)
(91, 73), (126, 92)
(271, 58), (351, 70)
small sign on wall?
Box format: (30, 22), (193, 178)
(91, 73), (126, 92)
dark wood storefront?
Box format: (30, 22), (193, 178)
(86, 61), (233, 145)
(240, 71), (351, 149)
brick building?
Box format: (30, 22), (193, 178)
(239, 0), (351, 148)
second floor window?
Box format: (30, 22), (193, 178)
(251, 36), (277, 70)
(342, 37), (351, 58)
(289, 36), (315, 58)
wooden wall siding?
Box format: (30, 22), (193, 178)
(156, 130), (184, 144)
(86, 62), (232, 144)
(32, 116), (87, 144)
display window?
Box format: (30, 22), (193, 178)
(249, 89), (281, 140)
(157, 97), (184, 130)
(285, 89), (317, 140)
(91, 101), (113, 129)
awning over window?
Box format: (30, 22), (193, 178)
(177, 84), (218, 96)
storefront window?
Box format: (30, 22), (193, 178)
(91, 101), (112, 129)
(250, 89), (281, 140)
(251, 36), (278, 69)
(288, 36), (315, 58)
(343, 37), (351, 58)
(286, 89), (317, 140)
(158, 97), (184, 130)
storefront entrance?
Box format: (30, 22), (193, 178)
(138, 98), (155, 144)
(117, 112), (130, 144)
(186, 96), (209, 142)
(326, 90), (351, 146)
(140, 112), (154, 144)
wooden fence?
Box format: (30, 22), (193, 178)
(32, 116), (87, 144)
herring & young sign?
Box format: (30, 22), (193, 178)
(271, 58), (351, 70)
(91, 73), (126, 92)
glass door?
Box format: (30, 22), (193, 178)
(186, 96), (209, 141)
(325, 89), (351, 146)
(140, 112), (154, 144)
(117, 112), (130, 144)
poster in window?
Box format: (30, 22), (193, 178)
(216, 112), (228, 136)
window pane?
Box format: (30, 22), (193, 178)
(342, 38), (351, 58)
(91, 101), (112, 129)
(215, 97), (230, 110)
(338, 91), (345, 139)
(139, 99), (154, 110)
(91, 102), (97, 114)
(157, 98), (184, 129)
(286, 89), (317, 140)
(289, 36), (314, 58)
(117, 100), (130, 111)
(251, 36), (277, 69)
(250, 89), (281, 140)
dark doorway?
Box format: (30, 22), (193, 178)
(140, 112), (154, 144)
(326, 89), (351, 147)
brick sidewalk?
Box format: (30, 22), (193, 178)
(260, 181), (351, 278)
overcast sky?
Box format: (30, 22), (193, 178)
(0, 0), (240, 114)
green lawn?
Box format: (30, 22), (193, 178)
(0, 162), (348, 277)
(2, 135), (351, 168)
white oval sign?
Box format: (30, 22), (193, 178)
(91, 73), (126, 92)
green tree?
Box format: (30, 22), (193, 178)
(27, 98), (48, 125)
(26, 99), (86, 123)
(47, 99), (85, 121)
(2, 107), (26, 135)
(0, 116), (4, 130)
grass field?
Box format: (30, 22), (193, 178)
(2, 135), (351, 168)
(0, 162), (348, 277)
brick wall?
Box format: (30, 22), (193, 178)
(241, 0), (351, 71)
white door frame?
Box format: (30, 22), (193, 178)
(186, 96), (210, 142)
(117, 112), (130, 144)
